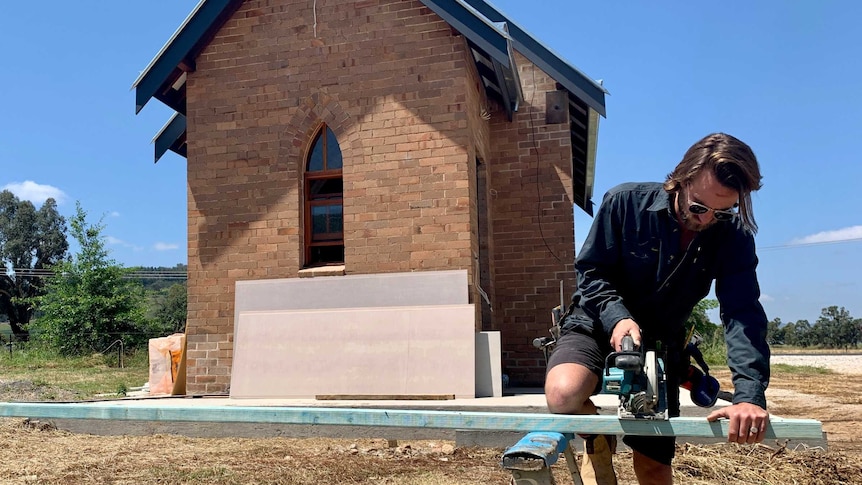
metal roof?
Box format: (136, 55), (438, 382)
(152, 113), (187, 162)
(462, 0), (607, 116)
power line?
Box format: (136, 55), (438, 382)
(4, 268), (187, 279)
(760, 237), (862, 251)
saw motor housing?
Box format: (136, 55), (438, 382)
(601, 336), (669, 420)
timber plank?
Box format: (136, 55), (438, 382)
(0, 402), (823, 440)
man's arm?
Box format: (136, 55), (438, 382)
(706, 228), (770, 444)
(715, 230), (770, 408)
(574, 190), (634, 341)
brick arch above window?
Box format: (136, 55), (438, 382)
(281, 92), (355, 162)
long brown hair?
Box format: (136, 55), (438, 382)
(664, 133), (763, 233)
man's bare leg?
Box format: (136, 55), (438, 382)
(632, 450), (672, 485)
(545, 363), (598, 414)
(546, 363), (616, 485)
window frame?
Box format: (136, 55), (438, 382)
(303, 124), (344, 267)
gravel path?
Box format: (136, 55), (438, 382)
(771, 353), (862, 374)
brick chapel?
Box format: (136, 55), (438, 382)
(134, 0), (607, 394)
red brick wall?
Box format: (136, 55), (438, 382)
(487, 53), (578, 387)
(184, 0), (480, 394)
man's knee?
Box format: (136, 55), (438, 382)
(632, 450), (673, 485)
(545, 363), (598, 414)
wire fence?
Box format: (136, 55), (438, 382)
(1, 329), (171, 369)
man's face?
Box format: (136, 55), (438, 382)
(676, 170), (739, 232)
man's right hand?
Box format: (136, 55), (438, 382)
(610, 318), (641, 351)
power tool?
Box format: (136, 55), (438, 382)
(680, 333), (732, 407)
(532, 283), (728, 416)
(601, 335), (669, 420)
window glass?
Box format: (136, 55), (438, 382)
(309, 245), (344, 264)
(308, 133), (324, 172)
(325, 127), (343, 170)
(309, 179), (343, 199)
(311, 204), (343, 241)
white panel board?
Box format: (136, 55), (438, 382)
(231, 305), (476, 399)
(234, 270), (469, 326)
(475, 331), (502, 398)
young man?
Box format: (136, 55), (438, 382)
(545, 133), (770, 485)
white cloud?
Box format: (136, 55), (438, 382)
(109, 211), (121, 217)
(106, 236), (142, 251)
(154, 242), (179, 251)
(760, 294), (775, 302)
(2, 180), (67, 205)
(790, 225), (862, 245)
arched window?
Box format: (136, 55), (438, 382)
(304, 124), (344, 266)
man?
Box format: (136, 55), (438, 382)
(545, 133), (770, 485)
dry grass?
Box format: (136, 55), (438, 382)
(1, 421), (511, 484)
(2, 353), (862, 484)
(670, 442), (862, 485)
(4, 419), (862, 485)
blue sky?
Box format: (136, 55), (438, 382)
(2, 1), (860, 324)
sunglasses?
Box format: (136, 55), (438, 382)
(687, 200), (738, 221)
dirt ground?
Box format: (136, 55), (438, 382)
(1, 357), (862, 484)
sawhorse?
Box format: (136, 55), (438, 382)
(501, 432), (583, 485)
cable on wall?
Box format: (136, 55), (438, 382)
(528, 67), (565, 265)
(313, 0), (318, 38)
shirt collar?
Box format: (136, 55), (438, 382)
(648, 189), (674, 214)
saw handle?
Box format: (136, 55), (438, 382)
(608, 335), (642, 372)
(621, 335), (635, 352)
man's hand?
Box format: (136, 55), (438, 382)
(706, 402), (769, 444)
(609, 318), (641, 351)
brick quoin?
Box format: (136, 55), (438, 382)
(182, 0), (580, 393)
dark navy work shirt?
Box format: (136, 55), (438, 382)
(565, 182), (770, 408)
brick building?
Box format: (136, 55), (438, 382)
(134, 0), (606, 394)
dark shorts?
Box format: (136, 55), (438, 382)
(547, 328), (679, 466)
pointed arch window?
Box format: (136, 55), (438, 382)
(304, 124), (344, 266)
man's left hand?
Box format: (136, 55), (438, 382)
(706, 402), (769, 444)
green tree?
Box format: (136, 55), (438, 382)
(0, 190), (68, 341)
(791, 319), (812, 348)
(687, 299), (719, 339)
(153, 282), (187, 335)
(33, 203), (150, 355)
(686, 299), (725, 365)
(766, 317), (785, 346)
(782, 320), (799, 347)
(815, 306), (860, 350)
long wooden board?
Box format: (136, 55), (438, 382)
(0, 402), (823, 439)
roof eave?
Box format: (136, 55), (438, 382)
(461, 0), (607, 117)
(133, 0), (243, 114)
(420, 0), (512, 67)
(153, 113), (188, 163)
(581, 108), (600, 216)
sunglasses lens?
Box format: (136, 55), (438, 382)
(714, 211), (734, 221)
(688, 203), (708, 215)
